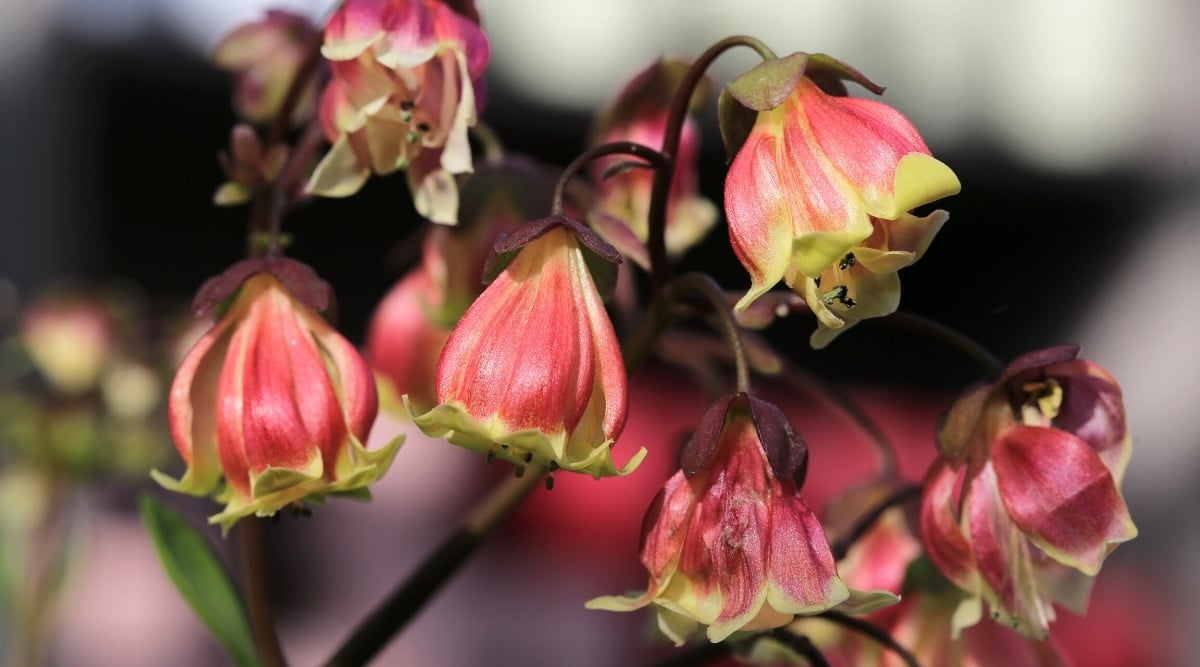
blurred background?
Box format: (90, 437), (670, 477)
(1, 0), (1197, 664)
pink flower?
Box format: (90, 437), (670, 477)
(152, 259), (400, 532)
(721, 53), (959, 339)
(306, 0), (489, 224)
(587, 393), (895, 644)
(919, 346), (1136, 638)
(588, 59), (717, 265)
(212, 10), (319, 125)
(408, 217), (642, 477)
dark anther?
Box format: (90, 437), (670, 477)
(486, 449), (495, 463)
(545, 476), (555, 491)
(839, 253), (857, 270)
(548, 461), (560, 472)
(400, 100), (414, 111)
(500, 443), (509, 449)
(523, 452), (533, 464)
(417, 121), (431, 132)
(514, 465), (526, 478)
(814, 276), (821, 288)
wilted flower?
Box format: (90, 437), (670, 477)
(587, 392), (895, 644)
(408, 217), (643, 478)
(721, 53), (959, 332)
(919, 345), (1135, 638)
(152, 259), (401, 532)
(588, 59), (716, 265)
(212, 9), (319, 125)
(307, 0), (490, 224)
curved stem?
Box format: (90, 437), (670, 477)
(550, 141), (668, 216)
(240, 517), (287, 667)
(766, 628), (832, 667)
(819, 610), (922, 667)
(776, 364), (899, 479)
(324, 468), (546, 667)
(882, 311), (1004, 379)
(470, 121), (506, 165)
(646, 35), (776, 291)
(830, 484), (922, 561)
(670, 272), (751, 394)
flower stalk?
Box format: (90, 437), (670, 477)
(647, 35), (776, 289)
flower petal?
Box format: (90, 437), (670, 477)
(991, 425), (1137, 576)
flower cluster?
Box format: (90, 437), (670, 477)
(307, 0), (490, 223)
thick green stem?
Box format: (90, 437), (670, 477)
(239, 517), (287, 667)
(323, 468), (546, 667)
(646, 35), (775, 291)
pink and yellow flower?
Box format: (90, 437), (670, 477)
(588, 59), (716, 264)
(722, 53), (959, 336)
(212, 10), (319, 125)
(152, 259), (401, 531)
(587, 393), (896, 644)
(306, 0), (489, 224)
(919, 345), (1136, 638)
(408, 217), (643, 477)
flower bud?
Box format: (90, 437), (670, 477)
(919, 345), (1136, 638)
(588, 59), (716, 265)
(19, 295), (112, 395)
(212, 10), (319, 125)
(408, 217), (643, 478)
(152, 260), (401, 532)
(587, 393), (896, 644)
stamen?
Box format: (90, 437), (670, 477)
(839, 253), (857, 270)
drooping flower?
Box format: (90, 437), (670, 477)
(919, 345), (1136, 639)
(587, 59), (717, 266)
(212, 9), (319, 125)
(366, 155), (555, 414)
(721, 52), (960, 324)
(152, 258), (401, 532)
(407, 216), (643, 478)
(587, 392), (896, 644)
(306, 0), (490, 224)
(800, 210), (948, 348)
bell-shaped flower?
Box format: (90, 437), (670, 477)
(306, 0), (490, 224)
(407, 216), (644, 478)
(587, 392), (896, 644)
(720, 53), (960, 312)
(152, 259), (401, 532)
(798, 210), (948, 348)
(587, 59), (717, 267)
(919, 345), (1136, 639)
(212, 10), (319, 125)
(367, 155), (554, 414)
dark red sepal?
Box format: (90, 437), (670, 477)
(192, 256), (332, 317)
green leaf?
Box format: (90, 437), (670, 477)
(138, 495), (260, 667)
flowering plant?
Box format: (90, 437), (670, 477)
(1, 3), (1153, 666)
